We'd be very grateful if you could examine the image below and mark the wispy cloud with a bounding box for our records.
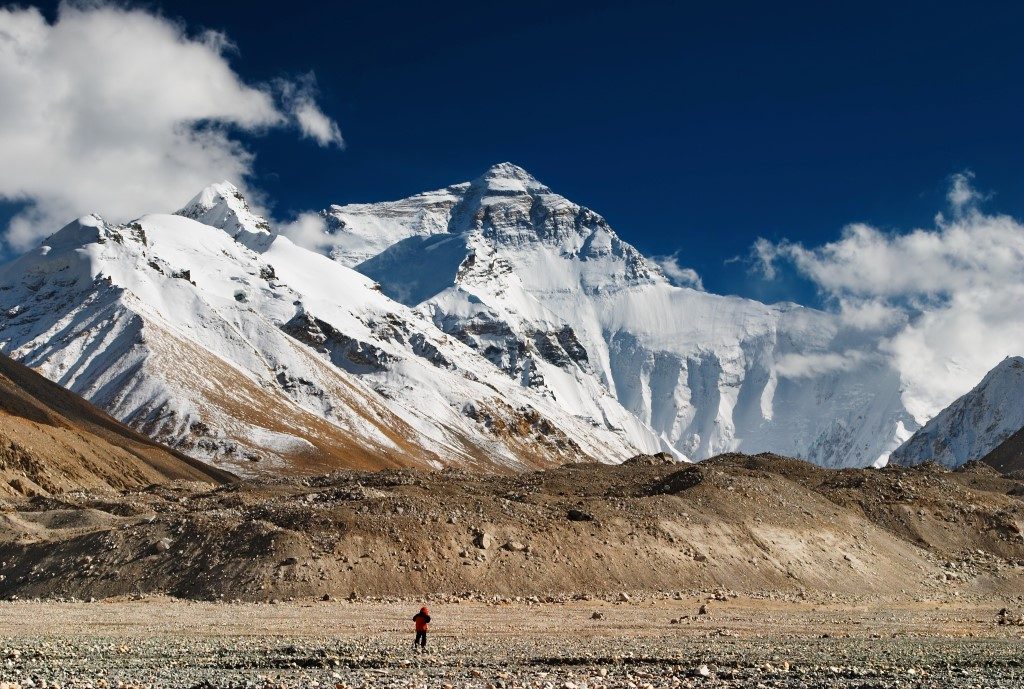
[651,253,704,290]
[277,74,344,147]
[946,171,985,216]
[279,211,330,251]
[775,350,869,379]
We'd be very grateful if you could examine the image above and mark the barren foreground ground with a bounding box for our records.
[1,596,1023,688]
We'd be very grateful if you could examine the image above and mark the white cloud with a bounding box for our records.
[882,284,1024,419]
[775,350,868,379]
[751,236,786,280]
[652,253,704,290]
[946,171,983,215]
[836,298,906,331]
[279,211,330,251]
[755,174,1024,420]
[278,76,344,147]
[293,101,343,146]
[0,3,342,250]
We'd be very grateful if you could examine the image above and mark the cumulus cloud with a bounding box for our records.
[754,173,1024,420]
[652,253,704,290]
[0,3,342,250]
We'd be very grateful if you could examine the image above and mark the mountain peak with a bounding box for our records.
[179,181,244,213]
[484,162,533,178]
[176,181,271,238]
[969,355,1024,397]
[41,214,109,251]
[992,355,1024,372]
[472,163,549,193]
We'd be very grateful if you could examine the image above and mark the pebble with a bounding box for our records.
[0,625,1010,689]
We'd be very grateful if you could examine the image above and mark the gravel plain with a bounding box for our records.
[0,596,1021,688]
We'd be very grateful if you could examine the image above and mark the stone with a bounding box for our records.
[566,509,594,522]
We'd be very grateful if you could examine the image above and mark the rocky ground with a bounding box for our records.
[0,597,1022,688]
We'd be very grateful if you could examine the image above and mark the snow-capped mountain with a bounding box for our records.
[890,356,1024,468]
[0,164,925,473]
[309,163,919,467]
[0,189,664,476]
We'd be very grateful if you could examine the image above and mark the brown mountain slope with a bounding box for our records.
[0,452,1021,601]
[0,352,233,495]
[982,425,1024,474]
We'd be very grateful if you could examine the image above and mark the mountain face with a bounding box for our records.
[0,195,660,476]
[0,350,230,495]
[0,164,922,473]
[312,163,918,467]
[891,356,1024,468]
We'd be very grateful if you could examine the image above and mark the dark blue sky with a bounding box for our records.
[12,0,1024,303]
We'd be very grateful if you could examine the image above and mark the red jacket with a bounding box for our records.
[413,608,431,632]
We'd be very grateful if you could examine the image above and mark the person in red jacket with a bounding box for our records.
[412,606,431,651]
